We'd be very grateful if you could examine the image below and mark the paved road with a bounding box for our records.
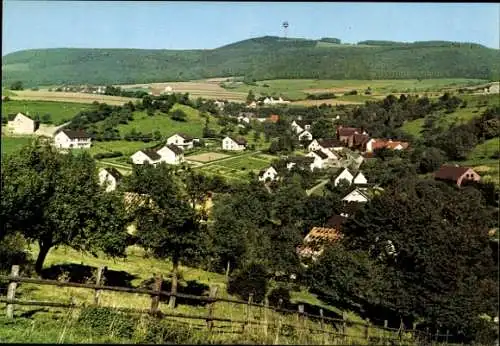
[306,179,329,196]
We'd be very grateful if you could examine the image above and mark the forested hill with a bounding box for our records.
[3,36,499,86]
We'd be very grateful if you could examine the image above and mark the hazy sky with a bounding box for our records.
[3,1,499,54]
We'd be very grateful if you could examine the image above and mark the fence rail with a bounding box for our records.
[0,265,446,344]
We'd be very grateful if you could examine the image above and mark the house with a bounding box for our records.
[353,172,368,185]
[7,113,38,135]
[98,167,123,192]
[342,187,371,204]
[365,138,409,153]
[258,166,279,182]
[54,129,92,149]
[353,133,371,151]
[286,156,315,171]
[237,115,251,124]
[307,150,329,171]
[337,126,368,147]
[131,143,184,165]
[131,149,162,165]
[291,120,311,134]
[333,168,354,186]
[298,130,313,142]
[156,144,185,165]
[434,165,481,187]
[248,101,257,108]
[308,138,344,152]
[297,217,345,260]
[214,100,225,109]
[222,136,247,151]
[166,133,195,150]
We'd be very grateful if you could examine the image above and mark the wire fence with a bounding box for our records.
[0,266,459,345]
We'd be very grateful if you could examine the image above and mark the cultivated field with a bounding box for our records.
[2,100,93,125]
[118,80,247,102]
[9,90,136,105]
[185,152,230,162]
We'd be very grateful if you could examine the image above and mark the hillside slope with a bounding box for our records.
[3,36,499,86]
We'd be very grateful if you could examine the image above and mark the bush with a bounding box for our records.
[140,318,194,344]
[78,306,137,339]
[344,90,358,96]
[93,151,123,159]
[0,233,31,274]
[490,150,500,159]
[267,286,291,308]
[170,109,187,122]
[227,262,269,303]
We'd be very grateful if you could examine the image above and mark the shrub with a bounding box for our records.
[344,90,358,96]
[490,150,500,159]
[78,306,137,338]
[0,233,31,274]
[3,96,10,102]
[140,318,194,344]
[93,151,123,159]
[227,262,269,303]
[170,109,187,122]
[267,286,291,308]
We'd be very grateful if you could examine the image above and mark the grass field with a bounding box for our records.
[222,78,488,102]
[0,243,407,344]
[88,140,162,156]
[116,104,217,139]
[9,90,136,105]
[2,100,93,125]
[185,152,230,162]
[0,136,34,156]
[196,152,274,181]
[459,137,500,185]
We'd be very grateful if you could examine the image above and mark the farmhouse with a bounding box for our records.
[156,144,185,165]
[342,187,371,204]
[98,167,123,192]
[258,166,279,182]
[54,129,91,149]
[434,165,481,187]
[222,136,247,151]
[298,130,313,142]
[131,149,162,165]
[7,113,39,135]
[307,150,329,170]
[166,133,196,150]
[353,172,368,185]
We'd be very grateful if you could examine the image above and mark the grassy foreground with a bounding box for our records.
[0,245,412,344]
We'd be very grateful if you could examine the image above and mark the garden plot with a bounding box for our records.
[186,152,230,163]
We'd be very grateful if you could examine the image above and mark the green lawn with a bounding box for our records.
[455,137,500,185]
[87,140,162,156]
[1,100,93,125]
[1,136,34,156]
[401,118,425,138]
[116,104,218,138]
[223,78,487,101]
[217,155,271,171]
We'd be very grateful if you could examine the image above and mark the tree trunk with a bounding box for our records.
[35,241,52,274]
[168,257,179,309]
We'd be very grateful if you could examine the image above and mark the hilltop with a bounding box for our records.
[2,36,499,87]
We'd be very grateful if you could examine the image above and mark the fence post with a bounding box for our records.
[384,320,388,345]
[263,297,269,337]
[93,266,105,306]
[242,293,253,333]
[445,329,450,344]
[6,265,20,318]
[149,274,162,316]
[364,318,370,340]
[319,308,326,345]
[206,285,218,331]
[273,298,283,345]
[297,304,305,343]
[342,311,348,344]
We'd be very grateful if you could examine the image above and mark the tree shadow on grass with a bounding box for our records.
[139,277,209,307]
[41,263,137,288]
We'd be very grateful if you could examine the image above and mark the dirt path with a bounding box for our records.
[306,179,329,196]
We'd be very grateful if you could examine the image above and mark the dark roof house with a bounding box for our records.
[61,129,90,139]
[166,144,184,155]
[230,136,248,145]
[313,150,329,160]
[318,138,344,148]
[103,167,123,182]
[142,149,162,161]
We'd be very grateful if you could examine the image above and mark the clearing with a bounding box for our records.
[116,104,218,138]
[2,99,93,125]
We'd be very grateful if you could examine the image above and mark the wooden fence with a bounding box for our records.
[0,265,454,344]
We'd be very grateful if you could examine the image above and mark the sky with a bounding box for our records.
[2,1,499,55]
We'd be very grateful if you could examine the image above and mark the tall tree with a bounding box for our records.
[1,142,128,273]
[125,163,205,308]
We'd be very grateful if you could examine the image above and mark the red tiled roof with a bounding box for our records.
[305,227,343,243]
[434,165,473,182]
[268,114,280,123]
